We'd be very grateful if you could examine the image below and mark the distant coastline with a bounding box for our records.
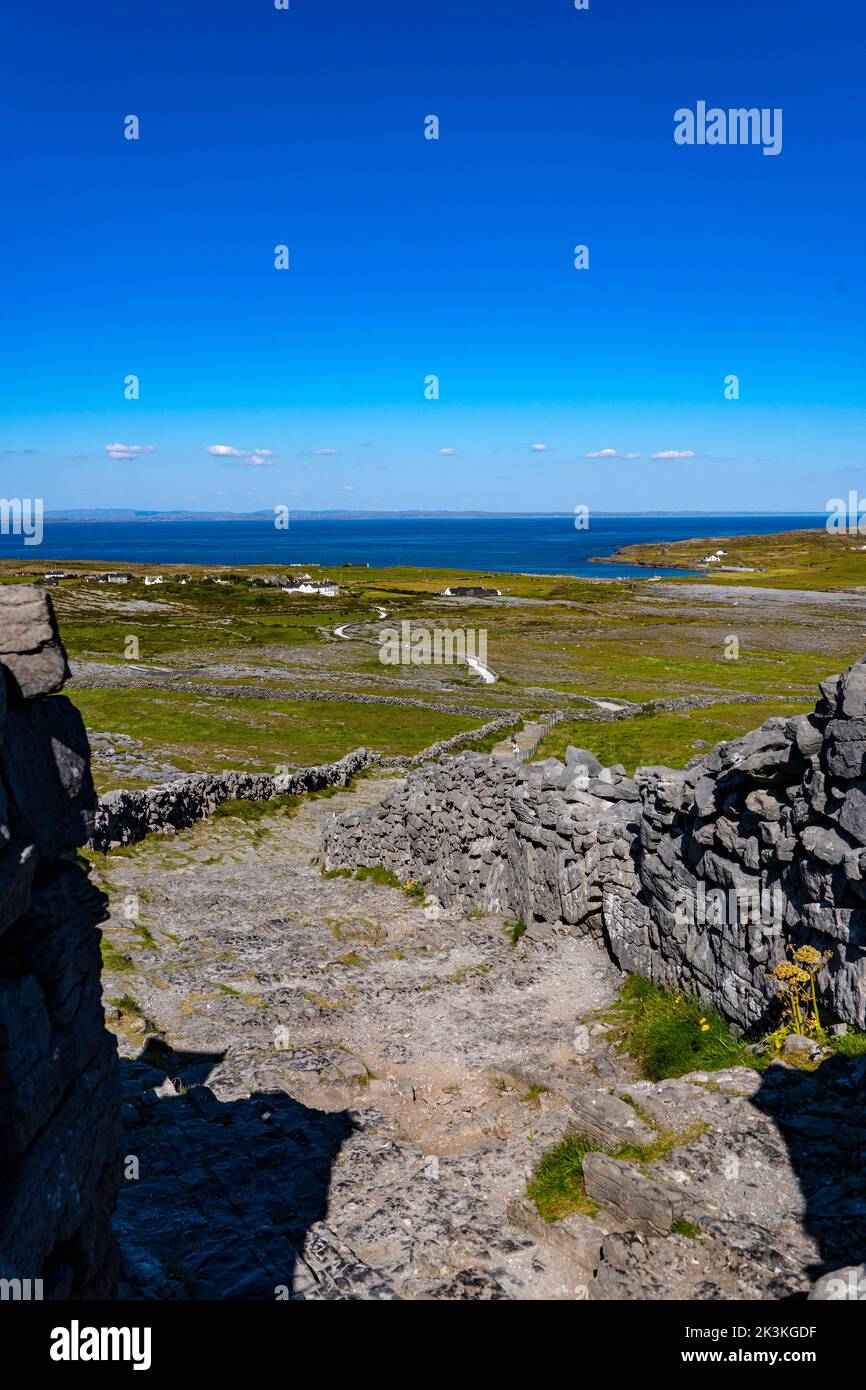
[42,508,827,523]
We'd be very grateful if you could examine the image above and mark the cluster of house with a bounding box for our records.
[42,570,135,586]
[257,573,340,596]
[700,549,728,565]
[40,569,340,595]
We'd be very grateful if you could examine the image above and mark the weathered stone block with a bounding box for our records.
[0,587,70,700]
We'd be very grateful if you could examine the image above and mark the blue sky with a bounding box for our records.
[1,0,864,513]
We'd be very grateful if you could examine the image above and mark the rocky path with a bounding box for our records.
[491,720,546,759]
[102,778,628,1299]
[94,780,866,1301]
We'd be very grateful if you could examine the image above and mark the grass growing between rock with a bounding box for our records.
[327,863,428,900]
[526,1132,600,1221]
[504,917,526,946]
[827,1029,866,1058]
[605,975,761,1080]
[100,939,138,975]
[212,793,303,822]
[527,1115,709,1223]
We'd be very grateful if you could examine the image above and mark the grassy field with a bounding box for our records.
[597,526,866,591]
[540,699,814,773]
[5,529,862,788]
[74,687,483,786]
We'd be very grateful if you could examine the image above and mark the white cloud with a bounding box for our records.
[105,442,155,461]
[652,449,697,460]
[584,448,642,460]
[438,447,457,456]
[344,484,355,491]
[207,444,275,467]
[313,448,339,456]
[530,443,548,452]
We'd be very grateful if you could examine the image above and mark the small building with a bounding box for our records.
[143,575,164,586]
[442,585,501,597]
[105,572,129,584]
[297,579,339,597]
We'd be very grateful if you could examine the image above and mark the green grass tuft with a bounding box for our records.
[526,1132,601,1221]
[671,1218,702,1238]
[605,975,761,1081]
[505,917,527,946]
[826,1029,866,1058]
[100,939,137,975]
[212,794,301,822]
[353,864,402,888]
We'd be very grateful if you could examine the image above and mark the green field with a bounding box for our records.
[597,526,866,591]
[542,699,814,774]
[74,687,483,787]
[5,530,860,789]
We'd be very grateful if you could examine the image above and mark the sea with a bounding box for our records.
[1,514,827,579]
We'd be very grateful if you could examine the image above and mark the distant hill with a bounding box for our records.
[42,509,816,522]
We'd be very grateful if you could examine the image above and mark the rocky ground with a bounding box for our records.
[95,778,866,1301]
[88,731,188,787]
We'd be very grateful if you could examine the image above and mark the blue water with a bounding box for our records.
[1,515,826,578]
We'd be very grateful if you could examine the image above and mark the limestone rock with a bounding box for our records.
[0,586,70,699]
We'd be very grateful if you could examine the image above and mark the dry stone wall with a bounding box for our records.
[89,715,516,852]
[0,587,121,1299]
[323,658,866,1033]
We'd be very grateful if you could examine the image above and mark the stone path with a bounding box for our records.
[491,720,546,760]
[93,779,866,1301]
[100,778,623,1299]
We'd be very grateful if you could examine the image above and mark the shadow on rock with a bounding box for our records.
[752,1053,866,1285]
[114,1047,356,1300]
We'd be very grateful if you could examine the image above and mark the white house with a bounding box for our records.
[143,575,164,587]
[297,580,340,597]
